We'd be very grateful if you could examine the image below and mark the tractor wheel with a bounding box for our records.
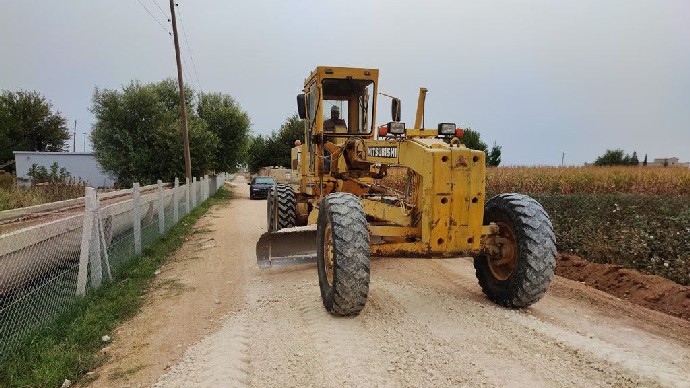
[266,186,277,232]
[474,193,556,308]
[316,193,370,316]
[267,184,296,232]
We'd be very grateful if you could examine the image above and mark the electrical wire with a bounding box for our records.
[135,0,171,36]
[150,0,168,19]
[136,0,199,96]
[177,5,203,93]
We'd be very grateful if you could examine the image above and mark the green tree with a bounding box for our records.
[594,149,639,166]
[461,128,488,153]
[461,127,501,166]
[90,79,220,187]
[487,142,502,167]
[246,114,304,173]
[246,135,271,173]
[629,151,639,166]
[274,114,304,166]
[643,153,648,166]
[197,92,251,172]
[0,90,70,171]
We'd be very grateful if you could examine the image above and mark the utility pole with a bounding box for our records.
[169,0,192,180]
[83,132,87,152]
[73,120,77,152]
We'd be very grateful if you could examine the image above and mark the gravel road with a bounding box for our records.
[87,176,690,388]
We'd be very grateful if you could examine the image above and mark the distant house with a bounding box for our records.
[13,151,116,188]
[650,157,689,167]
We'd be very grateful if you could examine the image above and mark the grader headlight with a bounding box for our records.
[437,122,457,136]
[387,121,406,136]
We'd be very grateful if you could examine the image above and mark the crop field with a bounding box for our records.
[487,166,690,196]
[382,166,690,286]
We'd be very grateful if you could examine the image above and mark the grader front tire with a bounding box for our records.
[474,193,556,308]
[316,193,370,316]
[266,184,296,232]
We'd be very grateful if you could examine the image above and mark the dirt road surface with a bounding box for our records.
[86,176,690,387]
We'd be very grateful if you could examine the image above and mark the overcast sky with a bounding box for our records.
[2,0,688,165]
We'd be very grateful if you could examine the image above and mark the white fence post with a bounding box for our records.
[185,177,190,214]
[173,177,179,223]
[133,182,142,255]
[203,175,208,200]
[157,179,165,235]
[76,187,97,296]
[192,177,198,208]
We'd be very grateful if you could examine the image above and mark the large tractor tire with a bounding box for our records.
[474,193,556,308]
[266,184,296,232]
[316,193,370,316]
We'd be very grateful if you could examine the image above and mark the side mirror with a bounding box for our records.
[297,94,306,119]
[391,98,401,122]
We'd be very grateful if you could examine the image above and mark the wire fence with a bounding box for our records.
[0,174,230,359]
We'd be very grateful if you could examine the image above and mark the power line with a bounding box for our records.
[150,0,168,20]
[136,0,171,36]
[135,0,199,94]
[175,3,202,91]
[175,3,203,92]
[180,54,196,93]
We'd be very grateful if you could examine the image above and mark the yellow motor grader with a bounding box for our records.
[257,66,556,316]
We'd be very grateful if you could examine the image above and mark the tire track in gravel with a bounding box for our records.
[372,256,688,387]
[433,258,690,387]
[296,289,394,388]
[359,285,487,387]
[153,313,252,387]
[243,270,326,388]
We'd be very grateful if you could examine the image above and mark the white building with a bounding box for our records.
[13,151,116,188]
[650,157,689,167]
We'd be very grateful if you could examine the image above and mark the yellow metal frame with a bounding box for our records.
[294,66,490,258]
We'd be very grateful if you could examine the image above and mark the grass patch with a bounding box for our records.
[0,187,234,388]
[0,183,85,211]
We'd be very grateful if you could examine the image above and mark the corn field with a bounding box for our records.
[487,166,690,196]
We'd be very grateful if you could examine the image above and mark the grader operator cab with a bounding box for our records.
[256,66,556,316]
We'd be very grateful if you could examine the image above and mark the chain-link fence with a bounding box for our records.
[0,174,229,358]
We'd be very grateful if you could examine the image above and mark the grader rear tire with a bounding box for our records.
[266,184,296,232]
[474,193,556,308]
[316,193,370,316]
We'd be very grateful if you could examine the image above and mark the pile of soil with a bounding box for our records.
[556,254,690,321]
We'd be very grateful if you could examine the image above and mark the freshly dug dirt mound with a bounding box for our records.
[557,254,690,320]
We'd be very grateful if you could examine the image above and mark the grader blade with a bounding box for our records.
[256,227,317,268]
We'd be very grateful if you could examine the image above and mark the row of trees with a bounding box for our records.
[246,114,303,173]
[2,83,502,186]
[90,79,250,186]
[1,82,251,187]
[594,149,647,166]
